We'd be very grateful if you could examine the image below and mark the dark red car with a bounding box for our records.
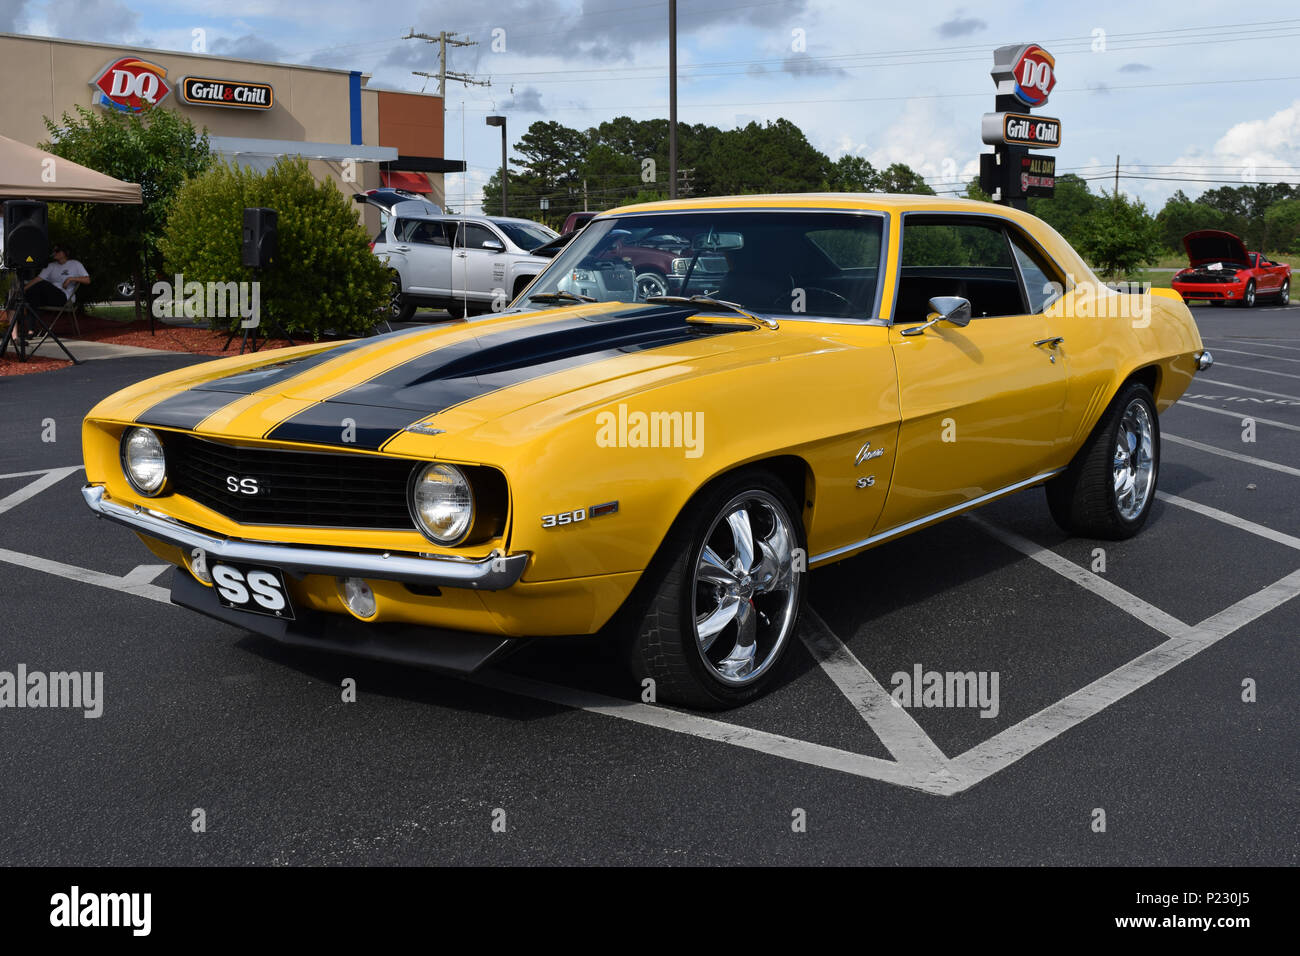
[1172,230,1290,308]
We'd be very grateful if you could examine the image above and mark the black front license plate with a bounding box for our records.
[211,562,296,620]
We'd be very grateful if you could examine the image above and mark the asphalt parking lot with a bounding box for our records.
[0,302,1296,866]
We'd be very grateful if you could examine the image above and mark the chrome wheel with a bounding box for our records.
[692,490,800,685]
[1242,281,1256,308]
[1280,280,1290,306]
[1113,399,1156,521]
[389,277,404,318]
[635,272,668,300]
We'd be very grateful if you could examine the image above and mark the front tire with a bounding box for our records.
[1277,279,1290,305]
[625,471,806,709]
[1046,381,1160,540]
[1238,280,1256,308]
[635,271,669,301]
[389,275,415,322]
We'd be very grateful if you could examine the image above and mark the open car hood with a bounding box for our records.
[1183,230,1251,268]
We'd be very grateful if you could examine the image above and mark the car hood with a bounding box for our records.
[126,303,827,453]
[1183,230,1251,268]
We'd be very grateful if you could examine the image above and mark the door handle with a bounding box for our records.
[1033,336,1065,349]
[456,252,467,258]
[394,245,410,252]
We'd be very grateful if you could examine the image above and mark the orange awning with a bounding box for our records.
[381,170,432,193]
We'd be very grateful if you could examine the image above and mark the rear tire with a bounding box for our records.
[624,470,806,709]
[1277,279,1290,305]
[1046,381,1160,540]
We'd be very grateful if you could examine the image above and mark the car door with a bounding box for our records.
[452,222,508,305]
[875,214,1069,532]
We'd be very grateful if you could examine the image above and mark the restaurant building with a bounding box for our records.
[0,33,465,230]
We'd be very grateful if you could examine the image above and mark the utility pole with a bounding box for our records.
[406,29,489,97]
[668,0,678,199]
[1114,155,1120,199]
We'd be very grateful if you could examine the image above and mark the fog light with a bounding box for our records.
[337,576,377,620]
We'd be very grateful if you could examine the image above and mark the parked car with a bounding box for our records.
[81,194,1210,709]
[1171,229,1290,307]
[562,211,598,233]
[373,212,556,319]
[354,188,442,217]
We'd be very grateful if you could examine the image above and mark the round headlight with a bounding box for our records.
[121,427,167,496]
[409,463,474,545]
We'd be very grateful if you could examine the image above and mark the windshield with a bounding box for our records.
[518,211,886,319]
[497,221,558,252]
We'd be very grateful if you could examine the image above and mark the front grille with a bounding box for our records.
[165,433,418,530]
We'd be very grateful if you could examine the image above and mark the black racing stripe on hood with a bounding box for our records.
[134,326,428,431]
[266,309,748,451]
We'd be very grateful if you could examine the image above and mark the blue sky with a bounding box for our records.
[5,0,1300,213]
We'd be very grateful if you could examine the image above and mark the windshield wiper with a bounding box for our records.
[643,295,779,330]
[528,291,597,304]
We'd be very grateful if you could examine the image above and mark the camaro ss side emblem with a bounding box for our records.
[855,441,885,465]
[226,476,260,495]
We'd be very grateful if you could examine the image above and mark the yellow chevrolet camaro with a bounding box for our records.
[82,194,1211,708]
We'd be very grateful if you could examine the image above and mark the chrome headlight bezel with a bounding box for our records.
[407,462,475,546]
[120,426,167,497]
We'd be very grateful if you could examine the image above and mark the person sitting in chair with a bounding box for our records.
[4,246,88,346]
[25,245,89,309]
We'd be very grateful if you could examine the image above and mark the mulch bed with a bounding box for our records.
[0,310,348,374]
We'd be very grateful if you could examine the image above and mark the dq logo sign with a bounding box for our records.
[1010,45,1055,108]
[91,57,171,112]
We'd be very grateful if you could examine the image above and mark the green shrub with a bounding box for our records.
[159,157,388,339]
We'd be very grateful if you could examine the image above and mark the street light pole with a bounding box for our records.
[486,115,508,217]
[668,0,677,199]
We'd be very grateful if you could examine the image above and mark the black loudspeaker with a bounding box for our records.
[241,207,277,268]
[3,200,49,269]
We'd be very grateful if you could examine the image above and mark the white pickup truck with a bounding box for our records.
[370,203,556,320]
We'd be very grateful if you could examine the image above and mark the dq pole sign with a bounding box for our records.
[979,43,1060,209]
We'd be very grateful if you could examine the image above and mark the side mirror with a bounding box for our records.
[900,295,973,336]
[481,238,505,252]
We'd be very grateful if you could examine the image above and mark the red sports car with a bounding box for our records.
[1172,230,1290,307]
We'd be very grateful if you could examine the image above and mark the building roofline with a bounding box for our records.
[0,31,373,82]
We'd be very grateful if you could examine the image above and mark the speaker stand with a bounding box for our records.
[1,275,79,365]
[221,267,294,355]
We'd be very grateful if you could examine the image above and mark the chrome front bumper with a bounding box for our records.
[81,484,529,590]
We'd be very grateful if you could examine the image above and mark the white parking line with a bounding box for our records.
[1158,491,1300,551]
[948,567,1300,789]
[1204,347,1300,365]
[1176,401,1300,433]
[1164,433,1300,477]
[1205,337,1300,353]
[0,465,83,516]
[1198,379,1300,402]
[473,670,961,794]
[2,454,1294,797]
[1215,361,1300,382]
[966,516,1191,640]
[801,607,952,768]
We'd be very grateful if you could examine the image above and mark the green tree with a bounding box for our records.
[1264,198,1300,254]
[1155,191,1230,252]
[873,162,934,195]
[1074,192,1163,279]
[1027,174,1098,247]
[825,155,878,192]
[159,158,388,339]
[40,104,211,316]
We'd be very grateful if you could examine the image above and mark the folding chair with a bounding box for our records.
[45,295,80,336]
